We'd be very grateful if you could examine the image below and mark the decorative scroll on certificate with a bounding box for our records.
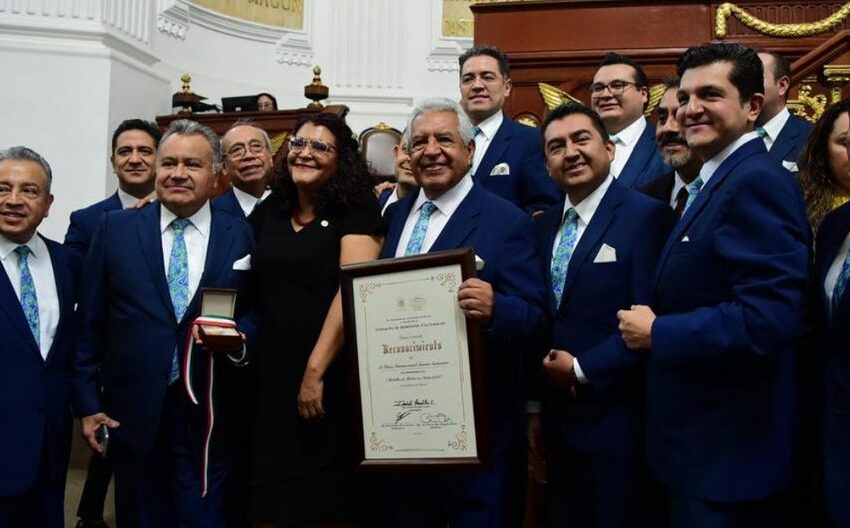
[341,248,489,469]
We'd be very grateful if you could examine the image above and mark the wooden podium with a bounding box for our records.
[472,1,850,126]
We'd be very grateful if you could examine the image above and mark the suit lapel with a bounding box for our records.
[137,204,175,317]
[44,238,72,364]
[186,211,236,321]
[769,119,801,163]
[617,120,654,189]
[558,183,621,310]
[0,259,40,356]
[474,120,510,183]
[384,196,416,258]
[429,185,483,252]
[653,138,761,290]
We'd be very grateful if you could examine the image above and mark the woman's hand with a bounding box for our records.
[298,371,325,421]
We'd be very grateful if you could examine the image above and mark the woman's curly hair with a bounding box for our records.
[798,99,850,233]
[269,113,374,214]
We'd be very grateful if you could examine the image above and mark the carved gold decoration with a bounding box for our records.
[715,2,850,39]
[180,73,193,94]
[270,132,289,157]
[823,64,850,104]
[304,65,329,109]
[191,0,304,29]
[538,83,583,110]
[374,122,391,131]
[516,116,539,128]
[645,83,667,117]
[787,82,827,124]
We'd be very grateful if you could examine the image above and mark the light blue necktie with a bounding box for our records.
[756,126,768,139]
[551,208,580,307]
[833,247,850,316]
[167,218,191,383]
[15,246,39,347]
[405,201,437,256]
[472,126,482,138]
[682,176,705,214]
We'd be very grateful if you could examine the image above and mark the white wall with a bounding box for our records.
[0,0,471,239]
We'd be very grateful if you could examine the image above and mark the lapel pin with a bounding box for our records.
[321,220,329,227]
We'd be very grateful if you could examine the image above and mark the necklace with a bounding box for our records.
[292,209,314,227]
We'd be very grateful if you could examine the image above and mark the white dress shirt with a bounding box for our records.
[160,202,211,306]
[232,186,271,217]
[551,175,613,384]
[697,131,760,188]
[471,111,504,176]
[669,171,689,209]
[760,107,790,152]
[395,175,474,257]
[0,233,60,359]
[609,116,647,179]
[825,230,850,317]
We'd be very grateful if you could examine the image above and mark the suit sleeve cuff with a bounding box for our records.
[573,357,588,384]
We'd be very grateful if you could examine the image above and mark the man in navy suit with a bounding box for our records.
[756,50,812,172]
[618,43,810,527]
[0,147,75,528]
[814,201,850,526]
[641,77,702,216]
[214,120,272,218]
[458,45,561,214]
[529,104,673,527]
[591,53,668,190]
[65,119,161,269]
[379,98,547,527]
[73,120,255,528]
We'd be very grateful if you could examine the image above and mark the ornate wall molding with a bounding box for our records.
[714,2,850,39]
[330,0,402,90]
[427,0,471,73]
[157,0,189,40]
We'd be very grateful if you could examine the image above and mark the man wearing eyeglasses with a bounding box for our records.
[590,53,667,190]
[215,120,273,218]
[459,45,561,215]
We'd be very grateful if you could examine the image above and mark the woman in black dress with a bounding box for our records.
[249,114,383,528]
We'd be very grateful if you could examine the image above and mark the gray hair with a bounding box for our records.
[160,119,223,173]
[226,118,273,153]
[0,146,53,191]
[406,98,474,151]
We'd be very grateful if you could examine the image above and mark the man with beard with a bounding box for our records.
[641,77,703,217]
[215,120,273,218]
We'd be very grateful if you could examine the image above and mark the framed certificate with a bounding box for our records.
[340,248,489,469]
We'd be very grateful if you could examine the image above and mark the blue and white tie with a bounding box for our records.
[15,246,39,347]
[682,176,705,214]
[167,218,191,383]
[551,208,579,307]
[404,201,437,256]
[833,247,850,316]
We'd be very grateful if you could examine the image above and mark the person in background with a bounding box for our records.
[215,119,273,219]
[0,147,76,528]
[248,113,383,528]
[798,99,850,234]
[376,129,419,215]
[257,93,278,112]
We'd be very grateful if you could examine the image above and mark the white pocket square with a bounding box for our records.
[490,162,510,176]
[681,235,690,242]
[593,243,617,263]
[475,254,486,271]
[232,254,252,271]
[781,160,799,172]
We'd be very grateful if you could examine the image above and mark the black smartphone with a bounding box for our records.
[95,423,109,459]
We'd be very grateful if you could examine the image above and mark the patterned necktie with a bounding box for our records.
[15,246,39,347]
[472,126,482,138]
[682,176,705,214]
[405,201,437,256]
[674,186,690,218]
[756,126,768,139]
[167,218,191,383]
[833,247,850,315]
[551,208,580,307]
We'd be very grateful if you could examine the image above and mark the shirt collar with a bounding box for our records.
[117,188,154,209]
[474,111,504,141]
[232,186,270,216]
[612,116,647,146]
[562,175,613,226]
[698,131,760,187]
[761,107,790,142]
[412,173,474,219]
[0,232,46,261]
[160,201,212,239]
[672,171,688,199]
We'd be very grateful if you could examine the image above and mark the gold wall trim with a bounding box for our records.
[715,2,850,39]
[191,0,304,29]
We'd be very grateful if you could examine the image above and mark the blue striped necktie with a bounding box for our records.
[405,201,437,256]
[833,247,850,315]
[683,176,705,214]
[551,208,580,307]
[167,218,191,383]
[15,246,39,347]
